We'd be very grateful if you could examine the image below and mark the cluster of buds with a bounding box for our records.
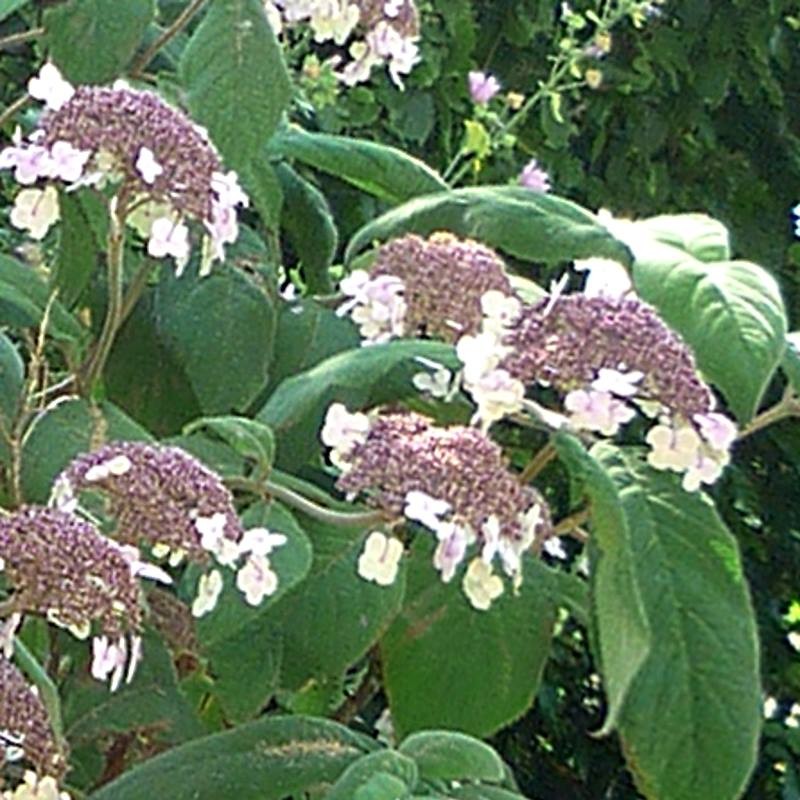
[458,289,737,492]
[338,232,514,345]
[0,63,247,275]
[321,404,551,609]
[267,0,420,87]
[0,659,66,782]
[0,506,165,691]
[54,442,287,618]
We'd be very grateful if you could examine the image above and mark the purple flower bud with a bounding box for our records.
[0,506,144,640]
[0,657,67,779]
[468,71,501,104]
[519,159,551,193]
[57,442,243,565]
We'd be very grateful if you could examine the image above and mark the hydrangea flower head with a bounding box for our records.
[326,408,552,594]
[340,232,515,344]
[0,658,67,780]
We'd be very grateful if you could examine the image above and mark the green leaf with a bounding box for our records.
[326,750,419,800]
[53,191,103,308]
[258,339,458,470]
[20,397,152,503]
[399,731,505,783]
[554,434,650,736]
[265,299,361,393]
[180,0,291,172]
[0,0,30,24]
[265,514,405,689]
[781,331,800,393]
[0,333,24,435]
[448,787,532,800]
[0,254,84,343]
[63,631,202,748]
[242,152,284,230]
[593,444,761,800]
[195,503,313,721]
[276,162,338,294]
[633,213,731,262]
[87,715,375,800]
[270,125,448,205]
[381,540,555,738]
[183,415,275,475]
[43,0,155,84]
[632,247,787,421]
[344,186,631,267]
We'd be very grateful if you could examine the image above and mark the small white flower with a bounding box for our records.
[467,368,525,426]
[310,0,360,45]
[542,536,568,559]
[239,527,288,557]
[763,695,778,719]
[0,142,51,185]
[44,140,91,183]
[135,147,164,184]
[84,454,132,482]
[787,631,800,652]
[236,554,279,605]
[27,62,75,111]
[682,449,728,493]
[49,475,76,513]
[432,521,470,583]
[10,186,60,240]
[0,613,21,659]
[357,531,404,586]
[645,423,702,471]
[263,1,284,34]
[462,557,504,611]
[404,490,451,531]
[564,388,635,435]
[456,331,505,384]
[210,170,249,209]
[147,216,190,267]
[480,290,521,334]
[693,411,737,452]
[192,569,224,617]
[321,402,371,469]
[591,368,644,398]
[91,635,131,692]
[4,770,72,800]
[573,257,632,299]
[412,366,454,399]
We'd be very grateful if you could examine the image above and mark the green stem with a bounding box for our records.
[129,0,209,77]
[0,94,29,129]
[226,476,387,527]
[519,441,557,484]
[14,637,65,747]
[78,194,128,395]
[0,26,44,50]
[737,390,800,440]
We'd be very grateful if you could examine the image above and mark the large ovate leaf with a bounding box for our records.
[0,254,84,343]
[264,514,406,690]
[180,0,291,172]
[194,503,313,721]
[381,540,556,738]
[270,125,448,204]
[276,162,338,293]
[20,397,152,503]
[88,715,375,799]
[594,444,761,800]
[631,242,786,421]
[326,750,419,800]
[633,213,731,262]
[554,434,650,735]
[44,0,155,84]
[0,333,24,466]
[183,415,275,476]
[398,731,505,783]
[781,331,800,393]
[344,186,632,267]
[0,0,30,24]
[258,339,458,470]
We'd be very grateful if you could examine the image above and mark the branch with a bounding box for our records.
[129,0,209,78]
[0,26,44,50]
[0,94,30,129]
[737,390,800,440]
[519,441,557,484]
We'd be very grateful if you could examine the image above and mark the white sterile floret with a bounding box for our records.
[456,331,506,384]
[236,554,279,605]
[135,146,164,184]
[310,0,360,45]
[404,490,451,531]
[239,527,288,557]
[412,366,454,399]
[357,531,404,586]
[591,367,644,398]
[432,522,471,583]
[147,216,190,265]
[462,557,504,611]
[573,256,632,299]
[0,141,51,185]
[693,411,737,451]
[542,536,568,560]
[682,449,728,493]
[27,62,75,111]
[346,274,407,344]
[91,634,140,692]
[321,402,371,469]
[49,475,77,513]
[192,569,224,617]
[211,170,249,208]
[195,513,240,566]
[788,632,800,652]
[480,290,521,334]
[46,140,91,183]
[9,186,60,240]
[84,454,132,482]
[645,423,702,471]
[3,770,72,800]
[0,613,21,659]
[467,368,525,426]
[564,388,635,435]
